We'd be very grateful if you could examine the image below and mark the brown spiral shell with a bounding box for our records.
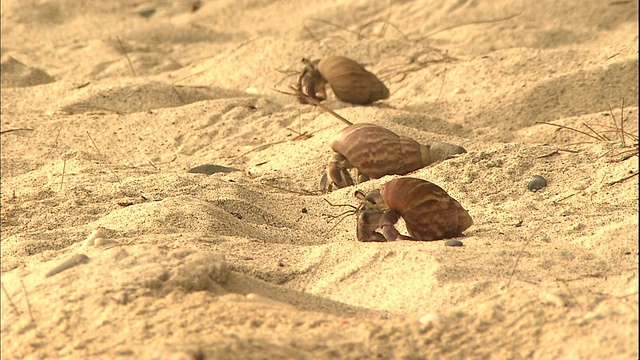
[330,124,432,179]
[317,56,389,104]
[379,177,473,240]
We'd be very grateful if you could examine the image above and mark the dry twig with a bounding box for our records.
[1,282,21,316]
[0,128,34,134]
[87,131,121,183]
[505,230,538,289]
[20,279,35,323]
[537,98,638,161]
[116,36,136,77]
[273,87,353,126]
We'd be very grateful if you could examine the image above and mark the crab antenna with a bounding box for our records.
[326,209,357,233]
[324,198,358,209]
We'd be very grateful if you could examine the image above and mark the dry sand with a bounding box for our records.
[1,0,639,359]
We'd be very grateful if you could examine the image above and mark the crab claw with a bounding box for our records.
[380,210,412,241]
[297,59,327,104]
[320,153,355,192]
[357,211,387,242]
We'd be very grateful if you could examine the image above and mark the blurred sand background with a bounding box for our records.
[1,0,638,359]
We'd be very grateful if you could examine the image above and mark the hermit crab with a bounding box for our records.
[297,56,389,104]
[354,177,473,242]
[320,123,467,192]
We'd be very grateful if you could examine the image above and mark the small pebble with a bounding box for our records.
[541,291,567,307]
[137,7,156,18]
[445,239,464,247]
[528,175,547,192]
[418,312,443,333]
[84,229,107,247]
[245,87,259,95]
[187,164,240,175]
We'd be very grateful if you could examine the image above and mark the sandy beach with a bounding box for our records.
[1,0,638,358]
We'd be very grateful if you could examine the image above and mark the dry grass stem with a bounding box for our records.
[19,279,35,323]
[505,231,537,289]
[1,282,21,316]
[60,159,66,191]
[0,128,34,134]
[86,131,121,183]
[116,36,136,77]
[276,86,353,126]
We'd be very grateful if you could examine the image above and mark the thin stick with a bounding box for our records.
[620,97,626,147]
[357,19,412,42]
[301,19,349,46]
[231,140,286,163]
[304,24,326,46]
[19,279,35,323]
[356,0,393,39]
[615,147,639,161]
[608,102,621,145]
[170,70,207,87]
[537,148,581,158]
[385,0,393,35]
[1,282,21,316]
[295,107,302,136]
[583,123,609,141]
[232,124,328,164]
[379,0,392,37]
[86,131,121,183]
[170,85,185,105]
[506,233,535,289]
[560,280,584,311]
[606,171,638,186]
[298,247,331,296]
[435,51,448,103]
[116,36,136,77]
[377,54,453,83]
[260,180,319,196]
[0,128,34,134]
[167,69,218,104]
[417,12,522,41]
[554,193,576,203]
[60,159,66,191]
[45,126,63,159]
[307,18,362,39]
[536,121,602,142]
[279,86,353,126]
[587,127,635,139]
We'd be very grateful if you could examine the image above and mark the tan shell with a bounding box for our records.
[379,177,473,240]
[330,124,432,179]
[317,56,389,104]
